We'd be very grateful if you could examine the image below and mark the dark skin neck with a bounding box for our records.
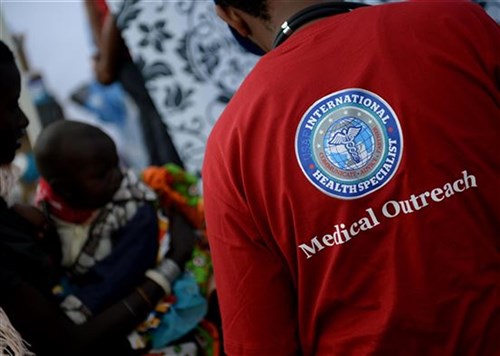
[260,0,328,51]
[217,0,330,53]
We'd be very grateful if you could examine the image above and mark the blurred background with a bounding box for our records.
[1,0,260,204]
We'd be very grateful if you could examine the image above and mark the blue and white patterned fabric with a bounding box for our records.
[106,0,258,175]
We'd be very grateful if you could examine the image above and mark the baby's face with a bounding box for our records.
[62,150,123,210]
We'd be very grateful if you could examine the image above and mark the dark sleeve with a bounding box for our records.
[3,278,165,356]
[0,218,58,294]
[2,283,81,356]
[71,204,159,313]
[0,203,165,355]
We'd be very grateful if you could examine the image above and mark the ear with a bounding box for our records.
[215,4,251,38]
[49,178,73,200]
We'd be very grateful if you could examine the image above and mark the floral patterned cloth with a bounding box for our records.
[106,0,258,175]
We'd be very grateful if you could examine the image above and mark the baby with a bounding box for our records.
[33,120,207,352]
[34,120,160,323]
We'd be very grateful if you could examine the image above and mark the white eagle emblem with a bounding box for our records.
[329,126,362,163]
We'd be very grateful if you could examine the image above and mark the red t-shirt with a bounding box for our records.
[203,1,500,355]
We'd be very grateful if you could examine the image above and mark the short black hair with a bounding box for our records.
[34,120,117,182]
[216,0,270,20]
[0,40,15,64]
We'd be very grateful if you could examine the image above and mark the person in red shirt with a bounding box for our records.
[202,0,500,355]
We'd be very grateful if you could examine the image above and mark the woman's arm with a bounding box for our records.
[2,278,164,356]
[83,0,106,46]
[93,13,127,85]
[1,208,196,355]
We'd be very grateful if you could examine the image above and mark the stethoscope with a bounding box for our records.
[272,2,370,49]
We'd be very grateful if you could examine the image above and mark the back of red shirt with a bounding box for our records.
[204,1,500,355]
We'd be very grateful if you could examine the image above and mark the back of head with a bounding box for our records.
[0,40,15,65]
[34,120,116,182]
[215,0,270,20]
[0,40,26,167]
[0,40,16,88]
[0,41,17,93]
[34,120,124,210]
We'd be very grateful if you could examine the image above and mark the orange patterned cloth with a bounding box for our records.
[142,164,206,238]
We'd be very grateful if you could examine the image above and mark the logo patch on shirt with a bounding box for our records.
[295,88,403,199]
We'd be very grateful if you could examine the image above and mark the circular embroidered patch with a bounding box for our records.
[295,88,403,199]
